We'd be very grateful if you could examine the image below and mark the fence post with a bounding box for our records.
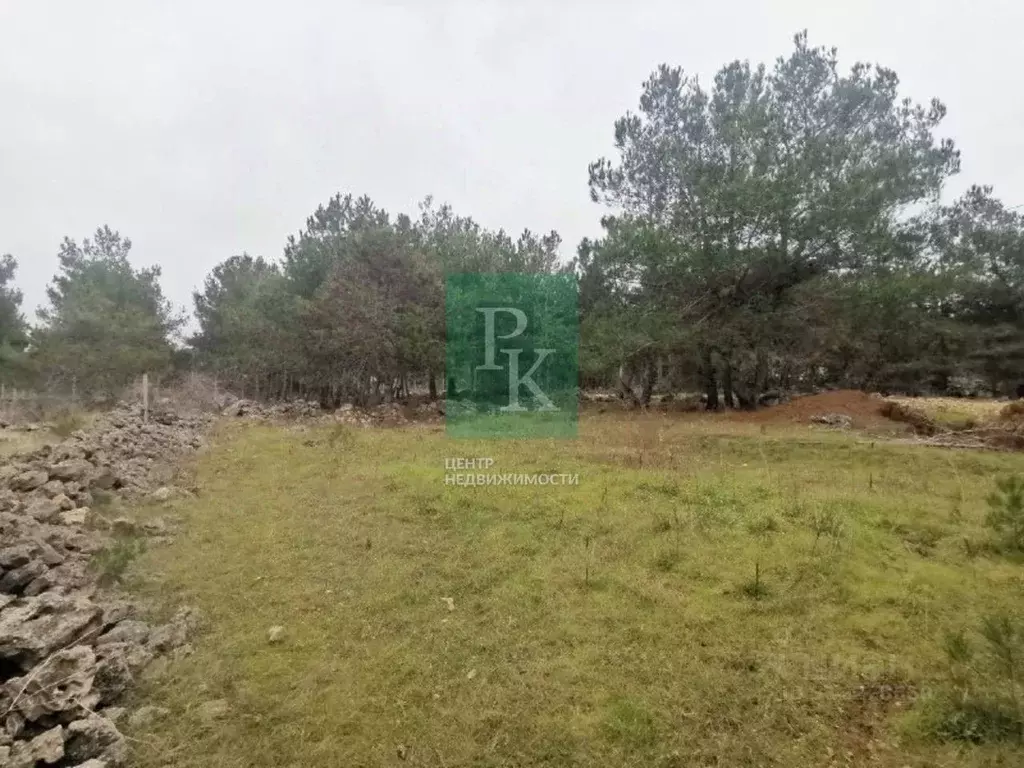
[142,373,149,423]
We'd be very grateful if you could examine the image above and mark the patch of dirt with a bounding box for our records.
[1000,400,1024,422]
[877,400,938,435]
[837,675,918,764]
[725,390,898,430]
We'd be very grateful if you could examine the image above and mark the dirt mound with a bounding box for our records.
[877,400,938,434]
[728,390,893,428]
[1000,400,1024,422]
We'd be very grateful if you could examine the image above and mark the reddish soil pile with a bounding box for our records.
[726,389,893,428]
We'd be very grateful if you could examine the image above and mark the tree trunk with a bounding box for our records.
[428,371,438,401]
[617,363,637,407]
[701,348,719,411]
[751,351,768,409]
[641,357,657,407]
[722,360,735,409]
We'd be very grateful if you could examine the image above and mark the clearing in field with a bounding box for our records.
[124,412,1024,767]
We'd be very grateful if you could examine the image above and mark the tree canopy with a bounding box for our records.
[579,31,1019,405]
[31,226,183,395]
[0,254,31,386]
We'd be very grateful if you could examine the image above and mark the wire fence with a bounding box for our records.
[0,385,83,425]
[0,374,171,424]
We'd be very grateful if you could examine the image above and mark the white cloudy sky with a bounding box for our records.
[2,1,1022,321]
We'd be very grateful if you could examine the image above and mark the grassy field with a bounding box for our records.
[0,407,94,457]
[0,429,50,457]
[123,413,1024,767]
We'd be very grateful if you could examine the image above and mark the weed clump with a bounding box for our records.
[92,537,146,585]
[917,615,1024,744]
[740,561,770,599]
[51,407,88,438]
[986,475,1024,552]
[653,551,679,573]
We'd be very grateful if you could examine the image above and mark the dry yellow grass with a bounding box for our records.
[885,397,1008,429]
[0,428,52,457]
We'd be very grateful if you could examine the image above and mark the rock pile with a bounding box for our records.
[221,398,321,419]
[809,412,854,429]
[222,397,443,426]
[0,401,213,766]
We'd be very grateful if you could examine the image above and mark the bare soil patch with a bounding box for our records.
[725,390,897,430]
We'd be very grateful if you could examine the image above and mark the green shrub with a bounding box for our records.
[92,537,146,585]
[986,475,1024,552]
[51,407,88,438]
[740,561,770,599]
[920,615,1024,744]
[653,550,679,572]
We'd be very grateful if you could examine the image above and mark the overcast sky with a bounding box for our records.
[2,1,1022,323]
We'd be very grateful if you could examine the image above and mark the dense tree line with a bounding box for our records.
[0,228,182,396]
[580,32,1022,405]
[2,33,1022,406]
[189,196,563,405]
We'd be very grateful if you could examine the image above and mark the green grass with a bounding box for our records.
[50,406,91,437]
[0,429,49,457]
[0,407,95,456]
[126,414,1024,767]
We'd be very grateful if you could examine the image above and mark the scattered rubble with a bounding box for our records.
[0,401,212,765]
[266,625,285,645]
[809,412,854,429]
[221,398,321,419]
[220,394,443,427]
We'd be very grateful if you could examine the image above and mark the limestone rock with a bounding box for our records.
[26,499,61,524]
[7,725,65,767]
[49,459,96,482]
[0,559,48,594]
[0,593,103,667]
[149,486,174,503]
[65,716,126,766]
[10,471,49,492]
[54,494,77,511]
[0,545,33,569]
[2,646,97,722]
[97,619,150,647]
[196,699,229,723]
[89,469,117,491]
[41,479,67,498]
[60,509,89,526]
[267,625,285,644]
[148,606,199,653]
